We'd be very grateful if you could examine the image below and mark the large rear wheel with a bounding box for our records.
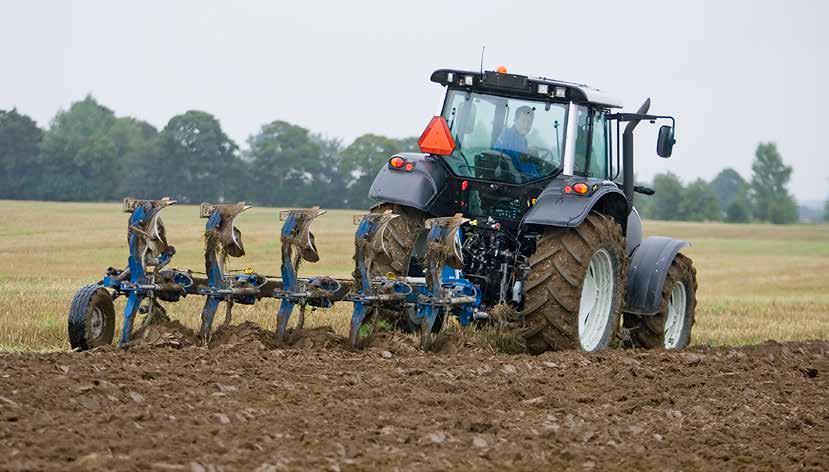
[522,213,627,354]
[623,254,697,349]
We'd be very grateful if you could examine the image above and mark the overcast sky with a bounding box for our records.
[2,1,826,202]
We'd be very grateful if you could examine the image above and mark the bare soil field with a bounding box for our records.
[1,330,826,471]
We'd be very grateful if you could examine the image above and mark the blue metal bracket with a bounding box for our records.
[116,197,177,347]
[197,202,252,341]
[274,207,338,342]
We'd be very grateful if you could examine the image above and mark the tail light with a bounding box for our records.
[388,156,415,172]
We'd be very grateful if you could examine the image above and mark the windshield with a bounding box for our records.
[441,90,567,184]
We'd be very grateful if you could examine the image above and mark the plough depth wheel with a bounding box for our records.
[68,285,116,350]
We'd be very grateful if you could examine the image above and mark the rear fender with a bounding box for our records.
[368,153,448,211]
[522,180,628,229]
[624,236,690,316]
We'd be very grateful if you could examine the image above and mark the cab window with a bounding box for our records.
[589,111,609,178]
[573,107,609,179]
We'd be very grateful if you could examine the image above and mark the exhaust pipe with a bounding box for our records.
[623,98,651,213]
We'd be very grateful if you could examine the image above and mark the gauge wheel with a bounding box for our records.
[68,285,116,350]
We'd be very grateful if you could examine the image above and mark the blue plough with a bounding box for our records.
[70,198,487,351]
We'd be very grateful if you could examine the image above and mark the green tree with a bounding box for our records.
[109,117,161,198]
[680,179,722,221]
[340,134,403,209]
[311,134,348,208]
[630,173,655,219]
[159,111,240,203]
[651,172,685,221]
[246,120,325,206]
[711,168,749,212]
[824,199,829,223]
[0,109,43,199]
[725,186,753,223]
[633,192,655,219]
[395,136,420,153]
[38,96,119,201]
[750,142,798,224]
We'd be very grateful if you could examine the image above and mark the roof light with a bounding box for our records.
[573,182,589,194]
[555,86,566,98]
[496,65,508,73]
[417,116,456,156]
[446,72,454,82]
[537,84,549,95]
[464,75,474,86]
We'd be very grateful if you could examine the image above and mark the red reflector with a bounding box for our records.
[404,162,414,172]
[461,180,469,191]
[573,183,589,194]
[389,156,406,168]
[564,186,573,193]
[418,116,456,155]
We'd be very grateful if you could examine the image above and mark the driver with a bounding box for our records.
[494,105,540,176]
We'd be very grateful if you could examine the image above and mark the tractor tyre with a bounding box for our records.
[358,202,427,332]
[523,213,627,354]
[68,285,116,351]
[623,254,697,349]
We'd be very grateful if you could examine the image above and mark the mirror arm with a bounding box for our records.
[609,113,675,131]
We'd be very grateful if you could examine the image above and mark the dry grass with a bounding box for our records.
[1,200,827,351]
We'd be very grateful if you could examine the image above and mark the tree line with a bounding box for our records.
[634,143,808,224]
[1,96,825,223]
[0,96,416,210]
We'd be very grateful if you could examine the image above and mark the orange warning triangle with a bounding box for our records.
[418,116,456,155]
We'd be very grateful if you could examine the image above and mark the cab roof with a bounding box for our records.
[430,69,623,109]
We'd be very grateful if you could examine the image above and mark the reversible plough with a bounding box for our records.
[67,198,484,351]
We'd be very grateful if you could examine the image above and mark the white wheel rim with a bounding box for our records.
[90,307,104,339]
[578,248,615,351]
[664,281,687,349]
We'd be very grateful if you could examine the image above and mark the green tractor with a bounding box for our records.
[361,67,697,352]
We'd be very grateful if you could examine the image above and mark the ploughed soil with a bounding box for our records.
[0,330,827,471]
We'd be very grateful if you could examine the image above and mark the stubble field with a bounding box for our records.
[1,200,827,351]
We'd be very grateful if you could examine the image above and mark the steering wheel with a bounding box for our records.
[477,150,522,183]
[521,147,557,174]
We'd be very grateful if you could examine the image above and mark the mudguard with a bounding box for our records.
[368,153,448,211]
[522,179,628,228]
[624,236,689,316]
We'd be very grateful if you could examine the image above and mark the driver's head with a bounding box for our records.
[514,106,534,136]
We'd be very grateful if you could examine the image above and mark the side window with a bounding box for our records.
[589,111,609,178]
[572,106,590,176]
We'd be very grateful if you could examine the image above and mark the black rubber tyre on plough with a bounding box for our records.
[68,285,116,350]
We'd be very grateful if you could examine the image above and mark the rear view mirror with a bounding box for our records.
[657,125,675,158]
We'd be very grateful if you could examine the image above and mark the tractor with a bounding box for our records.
[67,67,696,353]
[356,67,697,352]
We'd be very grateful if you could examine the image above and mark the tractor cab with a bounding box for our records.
[424,68,634,223]
[432,68,623,187]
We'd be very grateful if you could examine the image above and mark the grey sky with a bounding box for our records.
[2,0,826,202]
